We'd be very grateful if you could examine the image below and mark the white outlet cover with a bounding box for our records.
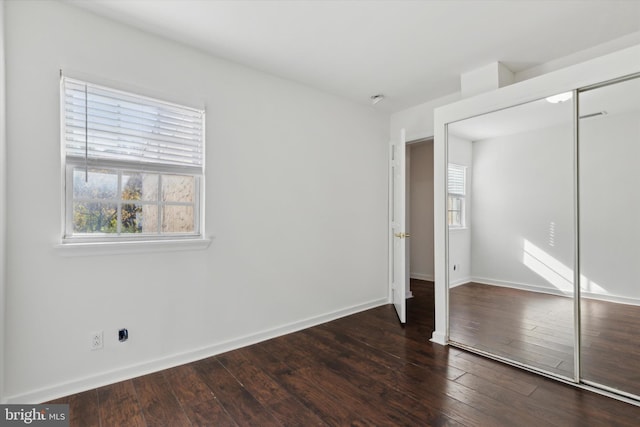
[90,331,103,350]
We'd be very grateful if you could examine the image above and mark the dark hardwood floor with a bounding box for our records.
[450,282,640,397]
[450,283,575,379]
[47,280,640,426]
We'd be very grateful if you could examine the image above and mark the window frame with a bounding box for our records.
[60,76,206,245]
[447,163,467,230]
[64,162,202,242]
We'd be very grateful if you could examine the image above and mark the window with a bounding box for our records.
[61,77,205,242]
[448,163,466,228]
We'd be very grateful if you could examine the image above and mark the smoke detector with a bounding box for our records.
[370,94,385,105]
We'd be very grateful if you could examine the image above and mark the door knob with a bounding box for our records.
[394,232,411,238]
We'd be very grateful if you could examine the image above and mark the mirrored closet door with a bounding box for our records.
[447,94,576,380]
[578,75,640,398]
[446,73,640,403]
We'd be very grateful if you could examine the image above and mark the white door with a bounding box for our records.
[389,130,408,323]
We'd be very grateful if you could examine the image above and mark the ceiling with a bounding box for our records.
[66,0,640,113]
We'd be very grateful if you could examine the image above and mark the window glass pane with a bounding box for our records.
[140,205,159,234]
[450,197,461,211]
[68,168,198,237]
[141,174,159,201]
[162,175,194,203]
[121,173,141,201]
[162,206,194,233]
[452,211,462,226]
[122,173,158,201]
[73,169,117,199]
[73,202,117,233]
[121,203,143,233]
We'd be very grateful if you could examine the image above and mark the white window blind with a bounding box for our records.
[62,77,204,174]
[448,164,466,195]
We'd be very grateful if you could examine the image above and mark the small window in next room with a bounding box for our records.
[448,163,466,229]
[60,77,205,242]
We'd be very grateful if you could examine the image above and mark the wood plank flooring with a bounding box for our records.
[450,282,640,397]
[450,283,575,379]
[47,280,640,426]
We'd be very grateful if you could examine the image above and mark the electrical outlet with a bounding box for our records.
[90,331,103,351]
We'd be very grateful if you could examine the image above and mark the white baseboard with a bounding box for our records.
[581,290,640,306]
[5,297,388,404]
[449,276,472,288]
[430,330,447,345]
[470,277,640,306]
[470,277,569,297]
[410,272,434,282]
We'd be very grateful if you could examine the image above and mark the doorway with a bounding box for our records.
[406,138,435,297]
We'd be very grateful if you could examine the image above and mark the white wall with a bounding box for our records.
[390,93,460,142]
[0,0,7,404]
[514,32,640,83]
[446,135,472,286]
[4,1,389,403]
[580,109,640,302]
[408,141,434,281]
[470,124,574,294]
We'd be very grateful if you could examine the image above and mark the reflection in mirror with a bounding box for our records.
[447,95,575,378]
[579,75,640,397]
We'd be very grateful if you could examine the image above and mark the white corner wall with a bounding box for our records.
[470,123,574,293]
[4,1,389,403]
[390,93,461,142]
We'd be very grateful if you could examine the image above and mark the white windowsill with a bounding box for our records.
[55,237,213,257]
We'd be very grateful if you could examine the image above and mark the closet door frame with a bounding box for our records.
[433,45,640,407]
